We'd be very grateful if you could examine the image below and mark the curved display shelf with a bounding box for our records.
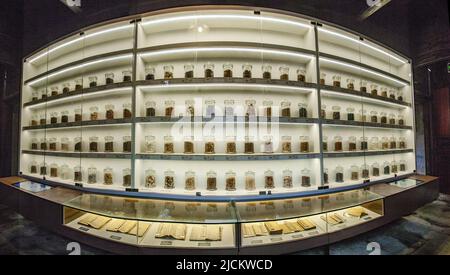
[23,118,132,131]
[22,150,132,159]
[136,153,321,161]
[136,116,319,125]
[321,119,412,130]
[323,149,414,158]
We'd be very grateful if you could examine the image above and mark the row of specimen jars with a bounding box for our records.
[320,73,405,101]
[28,162,131,186]
[144,135,313,154]
[321,106,405,125]
[144,64,307,81]
[30,136,132,153]
[144,99,310,118]
[324,161,408,183]
[29,71,133,101]
[29,104,132,126]
[323,136,407,151]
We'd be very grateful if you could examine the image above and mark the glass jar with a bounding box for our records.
[145,101,156,117]
[123,136,132,153]
[223,63,233,78]
[370,84,378,96]
[282,136,292,153]
[300,136,310,153]
[301,168,311,187]
[74,137,82,152]
[40,162,47,175]
[50,86,59,97]
[123,168,131,187]
[164,100,175,117]
[123,70,132,82]
[400,160,407,172]
[361,164,370,179]
[90,106,99,120]
[372,163,380,177]
[260,64,272,79]
[49,137,57,151]
[50,112,58,124]
[205,99,215,117]
[264,170,275,189]
[348,136,357,151]
[323,168,329,184]
[105,104,115,120]
[389,89,396,99]
[242,64,252,78]
[332,106,341,120]
[360,80,368,93]
[123,103,132,119]
[88,76,98,87]
[206,171,217,191]
[389,137,397,149]
[145,66,155,80]
[164,170,175,189]
[61,166,71,181]
[370,137,379,150]
[204,63,214,78]
[297,68,306,82]
[32,91,38,101]
[224,100,235,117]
[89,136,99,152]
[40,138,47,150]
[320,73,326,85]
[245,99,256,117]
[104,136,114,152]
[347,107,355,121]
[322,136,328,152]
[380,112,387,124]
[298,103,308,118]
[244,136,255,154]
[320,104,327,119]
[399,137,406,149]
[31,115,38,126]
[62,83,71,94]
[184,64,194,78]
[185,170,196,190]
[185,99,195,117]
[50,163,58,177]
[74,108,82,122]
[279,65,289,80]
[389,113,396,125]
[164,136,174,153]
[335,166,344,183]
[40,90,47,100]
[145,136,156,153]
[183,136,194,154]
[39,113,46,125]
[281,100,291,117]
[226,136,237,154]
[370,111,378,123]
[225,171,236,191]
[74,166,82,182]
[332,75,341,87]
[204,136,215,154]
[334,136,343,152]
[391,161,398,174]
[88,166,97,184]
[347,78,355,90]
[105,72,114,85]
[75,79,83,91]
[350,165,359,181]
[103,167,113,185]
[245,171,256,190]
[263,100,273,117]
[383,162,390,175]
[360,137,368,151]
[61,110,69,123]
[163,65,174,79]
[397,89,404,101]
[145,169,156,188]
[283,169,293,188]
[381,87,388,97]
[31,138,38,150]
[381,137,389,150]
[398,115,405,126]
[263,135,273,153]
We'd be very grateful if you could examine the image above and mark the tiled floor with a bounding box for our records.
[1,195,450,255]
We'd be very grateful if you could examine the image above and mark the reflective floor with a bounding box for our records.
[0,195,449,255]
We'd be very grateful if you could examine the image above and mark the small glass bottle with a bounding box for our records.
[123,103,132,119]
[145,101,156,117]
[389,89,396,100]
[223,63,233,78]
[245,171,256,190]
[298,103,308,118]
[347,107,355,121]
[380,112,387,124]
[297,68,306,82]
[163,65,174,79]
[75,79,83,91]
[300,136,310,153]
[62,83,71,94]
[88,166,97,184]
[370,137,379,150]
[358,109,367,122]
[399,137,407,149]
[244,136,255,154]
[122,70,132,82]
[332,106,341,120]
[381,87,388,97]
[50,112,58,124]
[348,136,357,151]
[89,136,99,152]
[90,106,99,120]
[206,171,217,191]
[372,162,380,177]
[31,115,38,126]
[164,100,175,117]
[279,65,289,80]
[32,91,38,101]
[225,171,237,191]
[50,163,58,177]
[104,136,114,152]
[164,170,175,189]
[40,162,47,175]
[264,170,275,189]
[105,72,114,85]
[164,136,174,153]
[123,168,131,187]
[334,136,343,151]
[323,168,329,184]
[182,136,194,154]
[332,75,341,87]
[61,110,69,123]
[185,99,195,117]
[88,76,98,87]
[185,170,196,190]
[301,168,311,187]
[389,137,397,149]
[226,136,237,154]
[370,111,378,123]
[347,78,355,90]
[49,137,57,151]
[391,161,398,174]
[74,108,82,122]
[105,104,115,120]
[40,90,47,100]
[335,165,344,183]
[283,169,293,188]
[31,138,38,150]
[383,162,390,175]
[50,86,59,97]
[74,166,82,182]
[400,160,407,172]
[360,137,368,151]
[242,64,252,78]
[397,89,404,101]
[261,64,272,79]
[263,135,273,153]
[145,136,156,153]
[263,100,273,117]
[320,72,326,85]
[74,137,82,152]
[204,63,214,78]
[350,165,359,181]
[184,64,194,78]
[205,99,215,117]
[381,137,389,150]
[388,113,396,125]
[281,100,291,117]
[360,80,368,93]
[123,136,132,153]
[398,115,405,126]
[40,137,47,150]
[224,99,235,117]
[144,169,156,188]
[323,136,328,152]
[204,136,215,154]
[361,164,370,179]
[370,84,378,96]
[39,113,46,125]
[145,66,155,80]
[282,136,292,153]
[245,99,256,118]
[320,104,327,119]
[103,167,113,185]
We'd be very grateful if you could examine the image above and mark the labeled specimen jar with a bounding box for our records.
[335,166,344,183]
[75,79,83,91]
[245,99,256,118]
[62,83,70,94]
[301,168,311,187]
[389,137,397,149]
[74,166,82,182]
[123,136,132,153]
[320,73,326,85]
[88,167,97,184]
[334,136,343,151]
[399,137,406,149]
[103,167,113,185]
[348,136,357,151]
[281,100,291,117]
[297,68,306,82]
[32,91,38,101]
[164,136,174,153]
[383,162,390,175]
[74,108,82,122]
[397,89,404,101]
[50,163,58,178]
[90,106,99,121]
[31,115,38,126]
[398,115,405,126]
[370,84,378,96]
[61,110,69,123]
[145,66,155,80]
[347,78,355,90]
[145,136,156,153]
[347,107,355,121]
[361,164,370,179]
[89,76,98,87]
[50,86,59,97]
[389,113,396,125]
[381,87,388,97]
[164,170,175,189]
[263,100,273,117]
[164,100,175,117]
[391,161,398,174]
[279,65,289,80]
[40,138,47,150]
[264,170,275,189]
[245,171,256,190]
[206,171,217,191]
[360,80,368,93]
[31,138,38,150]
[123,168,131,187]
[298,103,308,118]
[223,63,233,78]
[360,137,368,151]
[282,136,292,153]
[370,137,379,150]
[224,100,235,117]
[204,136,215,154]
[226,136,237,154]
[104,136,114,152]
[123,103,132,119]
[263,136,273,153]
[389,89,396,100]
[185,171,196,190]
[372,162,380,177]
[370,111,378,123]
[145,169,156,188]
[89,136,99,152]
[244,136,255,154]
[40,90,47,100]
[185,99,195,117]
[184,136,194,154]
[204,63,214,78]
[145,101,156,117]
[74,137,82,152]
[40,162,47,175]
[105,72,114,85]
[332,106,341,120]
[122,70,132,82]
[205,99,215,117]
[300,136,310,153]
[105,104,115,120]
[164,65,174,79]
[225,171,237,191]
[50,112,58,124]
[350,165,359,181]
[400,160,407,172]
[332,75,341,87]
[380,112,387,124]
[184,64,194,78]
[323,136,328,152]
[381,137,389,150]
[49,137,57,151]
[283,169,293,188]
[242,64,252,78]
[359,109,367,122]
